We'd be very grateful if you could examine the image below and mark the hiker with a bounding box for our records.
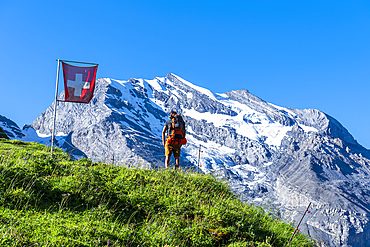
[162,111,187,169]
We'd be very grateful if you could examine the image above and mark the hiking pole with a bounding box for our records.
[197,144,201,173]
[288,202,312,245]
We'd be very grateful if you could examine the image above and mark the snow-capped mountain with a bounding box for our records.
[0,115,25,139]
[17,73,370,246]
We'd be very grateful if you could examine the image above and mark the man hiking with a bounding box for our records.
[162,111,187,169]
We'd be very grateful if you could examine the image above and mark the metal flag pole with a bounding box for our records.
[51,59,60,158]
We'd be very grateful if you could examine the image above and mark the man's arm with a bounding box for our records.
[162,126,168,147]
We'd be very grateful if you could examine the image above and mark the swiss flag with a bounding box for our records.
[62,62,98,103]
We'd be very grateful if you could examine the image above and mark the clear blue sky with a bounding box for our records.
[1,0,369,149]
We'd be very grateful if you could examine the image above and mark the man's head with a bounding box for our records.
[169,111,177,119]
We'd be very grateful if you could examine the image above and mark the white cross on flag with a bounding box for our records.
[62,62,98,103]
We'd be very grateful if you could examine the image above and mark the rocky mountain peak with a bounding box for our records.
[0,115,24,139]
[3,73,369,246]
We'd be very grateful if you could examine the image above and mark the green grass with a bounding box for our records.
[0,139,315,246]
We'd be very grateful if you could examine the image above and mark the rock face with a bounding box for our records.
[25,73,370,246]
[0,115,24,139]
[0,127,9,139]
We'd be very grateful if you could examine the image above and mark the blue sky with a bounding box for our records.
[1,0,369,148]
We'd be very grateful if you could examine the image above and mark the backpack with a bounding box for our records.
[167,114,187,145]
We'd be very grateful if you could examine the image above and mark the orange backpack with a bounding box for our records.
[167,114,187,145]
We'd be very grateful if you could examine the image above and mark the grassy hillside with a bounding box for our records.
[0,139,314,246]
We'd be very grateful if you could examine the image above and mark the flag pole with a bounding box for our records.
[51,59,60,158]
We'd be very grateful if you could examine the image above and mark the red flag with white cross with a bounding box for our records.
[62,62,98,103]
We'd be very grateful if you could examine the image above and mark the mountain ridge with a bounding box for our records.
[2,72,370,246]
